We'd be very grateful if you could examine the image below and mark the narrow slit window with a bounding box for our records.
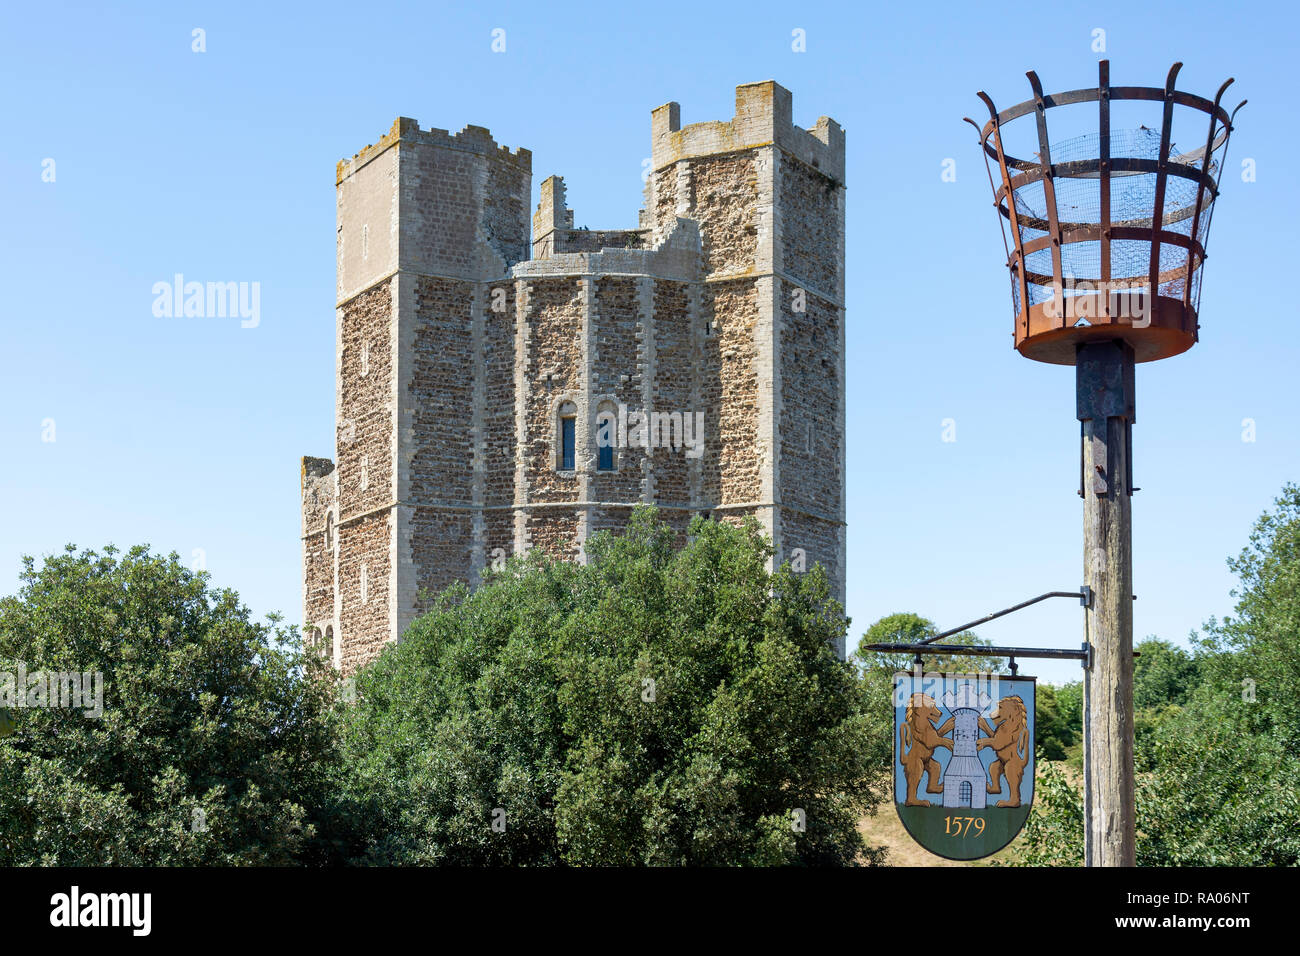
[596,405,617,472]
[560,416,576,471]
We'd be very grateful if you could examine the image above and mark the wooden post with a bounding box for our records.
[1077,340,1136,867]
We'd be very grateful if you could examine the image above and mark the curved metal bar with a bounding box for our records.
[1006,197,1205,235]
[982,84,1235,142]
[1026,70,1065,323]
[1193,99,1247,329]
[917,589,1088,645]
[997,157,1219,209]
[1147,63,1182,299]
[1184,76,1234,312]
[1022,256,1206,289]
[967,116,1013,267]
[1019,225,1206,258]
[980,90,1031,327]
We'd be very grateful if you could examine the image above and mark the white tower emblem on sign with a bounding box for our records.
[941,683,993,809]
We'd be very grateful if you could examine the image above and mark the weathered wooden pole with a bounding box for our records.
[1077,340,1136,867]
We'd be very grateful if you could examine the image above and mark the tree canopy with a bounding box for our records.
[333,507,887,865]
[0,545,343,865]
[1018,483,1300,865]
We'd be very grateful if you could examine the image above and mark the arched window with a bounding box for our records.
[328,625,340,671]
[959,780,973,807]
[557,400,577,471]
[324,511,334,551]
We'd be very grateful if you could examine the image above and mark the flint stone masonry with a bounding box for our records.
[302,80,847,675]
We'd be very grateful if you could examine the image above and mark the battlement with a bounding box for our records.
[650,81,845,184]
[532,176,574,242]
[532,175,648,258]
[514,216,699,280]
[336,117,532,185]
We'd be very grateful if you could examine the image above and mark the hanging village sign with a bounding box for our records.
[894,671,1035,860]
[866,589,1091,859]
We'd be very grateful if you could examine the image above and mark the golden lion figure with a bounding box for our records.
[977,694,1029,808]
[899,693,955,807]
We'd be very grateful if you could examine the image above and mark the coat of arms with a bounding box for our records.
[893,671,1035,860]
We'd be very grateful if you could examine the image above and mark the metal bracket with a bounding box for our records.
[916,588,1092,644]
[866,641,1088,662]
[862,587,1097,666]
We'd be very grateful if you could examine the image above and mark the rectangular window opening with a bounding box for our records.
[560,416,576,471]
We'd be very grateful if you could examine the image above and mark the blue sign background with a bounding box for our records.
[893,672,1035,808]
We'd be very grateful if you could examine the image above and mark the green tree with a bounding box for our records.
[1133,637,1199,710]
[1055,680,1082,739]
[1134,684,1300,865]
[1196,483,1300,733]
[1018,484,1300,865]
[1035,684,1076,761]
[0,545,345,865]
[1016,761,1083,866]
[335,508,887,866]
[1134,484,1300,865]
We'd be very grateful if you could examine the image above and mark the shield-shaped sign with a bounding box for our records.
[893,670,1035,860]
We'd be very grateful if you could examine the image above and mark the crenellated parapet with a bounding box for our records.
[650,81,845,185]
[336,117,531,186]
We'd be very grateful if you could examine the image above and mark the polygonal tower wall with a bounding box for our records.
[302,119,532,675]
[302,81,846,674]
[643,81,846,638]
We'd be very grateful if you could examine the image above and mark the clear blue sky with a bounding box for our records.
[3,1,1296,684]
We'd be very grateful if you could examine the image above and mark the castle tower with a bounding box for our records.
[941,683,994,809]
[642,82,847,622]
[300,120,531,674]
[302,82,846,674]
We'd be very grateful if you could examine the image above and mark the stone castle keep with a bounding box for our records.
[300,81,846,674]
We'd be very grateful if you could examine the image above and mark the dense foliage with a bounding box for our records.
[1035,682,1081,762]
[1019,483,1300,865]
[0,545,344,865]
[7,482,1296,867]
[1017,761,1084,866]
[335,508,886,865]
